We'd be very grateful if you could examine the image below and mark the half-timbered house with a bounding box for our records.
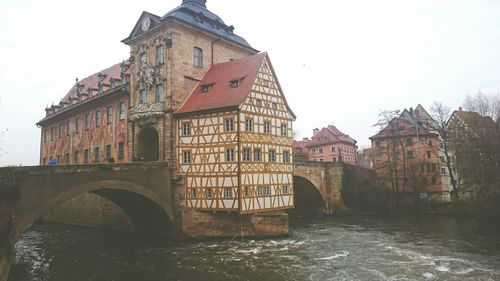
[175,53,296,214]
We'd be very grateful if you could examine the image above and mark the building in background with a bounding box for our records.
[356,148,373,169]
[370,106,449,202]
[293,125,357,165]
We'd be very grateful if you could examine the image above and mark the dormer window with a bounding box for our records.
[230,79,241,88]
[201,83,213,93]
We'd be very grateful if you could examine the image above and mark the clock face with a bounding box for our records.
[141,17,151,32]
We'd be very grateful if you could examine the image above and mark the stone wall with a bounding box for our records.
[0,202,14,281]
[42,193,132,231]
[180,209,288,238]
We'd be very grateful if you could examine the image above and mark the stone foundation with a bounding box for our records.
[180,209,289,238]
[42,193,132,231]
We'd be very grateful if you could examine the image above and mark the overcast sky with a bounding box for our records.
[1,0,500,166]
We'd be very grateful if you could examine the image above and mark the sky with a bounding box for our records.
[1,0,500,166]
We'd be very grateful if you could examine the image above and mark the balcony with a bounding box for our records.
[130,103,165,125]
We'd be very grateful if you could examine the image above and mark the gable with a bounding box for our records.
[122,12,162,45]
[240,56,296,120]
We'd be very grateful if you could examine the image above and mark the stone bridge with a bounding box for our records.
[293,161,346,214]
[0,160,347,280]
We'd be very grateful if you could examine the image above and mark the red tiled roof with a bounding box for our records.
[175,53,266,114]
[305,125,357,147]
[451,109,496,135]
[61,63,123,102]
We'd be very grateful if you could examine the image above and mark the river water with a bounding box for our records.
[11,215,500,281]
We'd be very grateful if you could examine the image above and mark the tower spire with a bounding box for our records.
[182,0,206,8]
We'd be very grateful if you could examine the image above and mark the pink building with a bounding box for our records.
[294,125,357,164]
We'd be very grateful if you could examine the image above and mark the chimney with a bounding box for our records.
[313,128,319,137]
[409,107,414,116]
[459,107,463,112]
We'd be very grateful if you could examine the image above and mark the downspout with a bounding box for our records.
[211,38,221,66]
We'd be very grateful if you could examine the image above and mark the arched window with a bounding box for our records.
[193,47,203,68]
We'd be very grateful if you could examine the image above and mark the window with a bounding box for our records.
[194,47,203,67]
[182,122,191,136]
[74,151,80,164]
[110,79,115,89]
[83,149,89,164]
[258,186,263,196]
[156,45,164,65]
[94,147,100,163]
[243,148,251,162]
[272,102,278,110]
[107,106,113,124]
[262,79,269,87]
[65,153,69,164]
[280,123,287,136]
[95,111,101,127]
[264,186,271,196]
[85,113,90,129]
[426,151,431,158]
[244,186,249,197]
[75,118,80,132]
[264,121,271,134]
[254,149,261,162]
[58,124,62,138]
[224,187,232,198]
[225,118,234,132]
[245,118,253,132]
[230,79,240,88]
[332,157,337,162]
[206,188,213,199]
[376,141,381,147]
[320,158,324,162]
[66,121,70,136]
[331,146,336,152]
[407,151,414,159]
[440,156,445,162]
[319,148,323,153]
[406,137,412,145]
[283,185,289,195]
[393,153,401,160]
[105,144,112,161]
[283,150,290,163]
[312,148,317,153]
[441,168,446,174]
[226,148,235,162]
[182,151,191,164]
[155,84,164,102]
[139,89,147,104]
[431,176,437,185]
[118,142,125,159]
[255,99,262,107]
[201,84,212,92]
[191,188,197,199]
[119,102,126,120]
[269,149,276,162]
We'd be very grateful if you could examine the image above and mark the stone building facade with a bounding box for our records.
[370,107,448,202]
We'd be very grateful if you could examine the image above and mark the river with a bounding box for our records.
[10,215,500,281]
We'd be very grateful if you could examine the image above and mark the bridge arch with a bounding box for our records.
[14,180,173,241]
[293,176,328,214]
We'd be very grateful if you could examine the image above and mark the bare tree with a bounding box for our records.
[421,102,461,201]
[463,91,500,120]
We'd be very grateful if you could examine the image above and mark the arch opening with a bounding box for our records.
[15,180,174,242]
[293,176,327,214]
[137,126,159,161]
